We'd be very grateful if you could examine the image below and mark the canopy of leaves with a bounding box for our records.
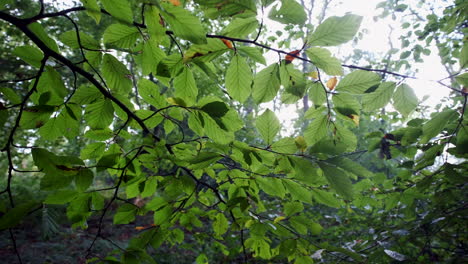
[0,0,466,263]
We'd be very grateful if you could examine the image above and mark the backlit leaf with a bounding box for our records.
[268,0,307,25]
[392,84,418,117]
[256,109,280,145]
[306,47,343,76]
[308,14,363,46]
[101,0,133,25]
[174,67,198,105]
[102,54,132,94]
[222,17,258,38]
[318,162,353,199]
[103,24,140,49]
[362,82,396,111]
[162,4,207,44]
[226,54,252,102]
[335,70,381,94]
[252,64,280,103]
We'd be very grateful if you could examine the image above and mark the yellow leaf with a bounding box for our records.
[309,71,319,79]
[295,136,307,152]
[274,216,286,223]
[326,77,338,90]
[349,114,359,126]
[166,97,187,107]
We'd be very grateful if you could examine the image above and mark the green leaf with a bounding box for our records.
[335,70,381,94]
[271,137,297,154]
[392,84,418,117]
[0,202,37,230]
[308,14,363,46]
[199,112,234,144]
[327,157,373,178]
[154,206,172,226]
[32,148,59,173]
[80,142,106,160]
[103,24,140,49]
[101,0,133,25]
[75,168,94,192]
[28,22,59,53]
[283,180,312,204]
[188,152,222,169]
[295,256,314,264]
[142,38,166,75]
[289,216,308,235]
[0,87,21,104]
[141,177,158,198]
[114,204,137,224]
[460,42,468,69]
[174,67,198,105]
[237,46,266,65]
[312,189,341,208]
[306,47,343,76]
[283,201,303,216]
[256,109,280,145]
[226,54,252,102]
[59,31,100,49]
[222,16,258,38]
[268,0,307,25]
[308,81,327,106]
[201,101,229,118]
[334,124,357,151]
[162,4,207,44]
[102,54,132,94]
[138,79,166,108]
[455,72,468,86]
[318,162,353,199]
[84,128,114,141]
[39,116,66,141]
[145,6,166,43]
[304,112,328,146]
[213,213,229,236]
[37,66,68,105]
[71,85,102,104]
[420,109,458,144]
[252,64,280,103]
[13,45,44,68]
[362,82,396,111]
[79,0,101,24]
[19,106,54,129]
[45,190,78,204]
[310,222,323,235]
[332,93,360,116]
[84,99,114,129]
[256,177,286,198]
[196,254,209,264]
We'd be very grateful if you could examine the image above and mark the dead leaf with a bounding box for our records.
[326,77,337,90]
[285,50,301,63]
[221,38,233,49]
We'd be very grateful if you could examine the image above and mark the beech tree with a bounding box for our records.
[0,0,466,263]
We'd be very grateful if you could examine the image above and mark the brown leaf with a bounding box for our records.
[285,50,301,63]
[221,38,233,49]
